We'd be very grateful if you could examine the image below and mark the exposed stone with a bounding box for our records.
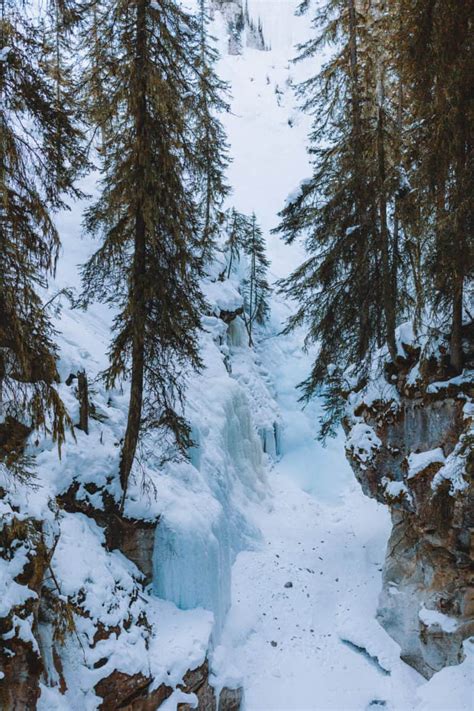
[180,661,209,693]
[0,514,50,709]
[346,371,473,679]
[0,640,43,710]
[218,686,244,711]
[346,398,465,505]
[106,516,156,585]
[178,661,216,710]
[95,670,172,710]
[176,661,243,710]
[219,306,243,324]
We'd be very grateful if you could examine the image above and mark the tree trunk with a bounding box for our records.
[248,249,255,347]
[347,0,369,364]
[450,99,468,373]
[377,73,397,362]
[450,276,463,373]
[77,370,89,435]
[392,76,402,332]
[347,0,361,136]
[119,0,147,512]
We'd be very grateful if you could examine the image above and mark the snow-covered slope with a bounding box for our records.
[2,2,472,709]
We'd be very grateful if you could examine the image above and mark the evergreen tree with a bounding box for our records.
[228,7,244,55]
[392,0,474,372]
[0,0,84,479]
[243,213,270,346]
[224,207,251,278]
[192,0,230,260]
[276,0,408,435]
[79,0,223,510]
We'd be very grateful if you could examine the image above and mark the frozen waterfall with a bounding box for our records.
[152,380,267,640]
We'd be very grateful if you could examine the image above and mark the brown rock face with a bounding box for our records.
[106,516,156,585]
[0,516,49,710]
[177,661,243,710]
[218,686,244,711]
[95,662,243,711]
[346,378,473,679]
[0,641,43,710]
[95,670,173,710]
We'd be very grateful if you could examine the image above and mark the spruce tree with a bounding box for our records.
[277,0,408,435]
[228,6,244,55]
[392,0,474,372]
[0,0,84,479]
[80,0,226,510]
[192,0,230,260]
[243,213,270,346]
[225,207,251,278]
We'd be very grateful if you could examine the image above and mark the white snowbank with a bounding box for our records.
[382,478,411,501]
[407,448,445,479]
[419,606,459,633]
[346,422,382,463]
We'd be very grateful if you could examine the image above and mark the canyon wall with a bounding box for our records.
[345,335,473,678]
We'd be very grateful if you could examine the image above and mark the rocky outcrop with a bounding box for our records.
[345,347,473,679]
[218,686,244,711]
[105,516,156,586]
[0,513,50,709]
[95,662,243,711]
[58,482,157,585]
[0,482,243,710]
[95,670,172,710]
[176,661,243,711]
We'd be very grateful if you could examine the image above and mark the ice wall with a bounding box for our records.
[153,518,232,638]
[153,351,268,640]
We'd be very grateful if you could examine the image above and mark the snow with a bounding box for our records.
[201,279,243,315]
[382,478,411,501]
[427,370,474,393]
[419,607,459,633]
[3,1,471,709]
[407,448,446,478]
[431,449,470,494]
[0,544,37,618]
[0,47,11,63]
[414,639,474,711]
[395,321,417,357]
[205,4,471,709]
[346,422,382,464]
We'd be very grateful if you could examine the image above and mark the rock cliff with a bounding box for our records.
[344,331,473,678]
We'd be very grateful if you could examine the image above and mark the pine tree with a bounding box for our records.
[228,7,244,55]
[392,0,474,372]
[80,0,224,510]
[224,208,251,278]
[276,0,409,435]
[192,0,230,261]
[243,213,270,346]
[0,0,84,480]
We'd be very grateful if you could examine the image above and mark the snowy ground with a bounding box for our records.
[208,3,473,709]
[212,324,423,710]
[212,325,474,709]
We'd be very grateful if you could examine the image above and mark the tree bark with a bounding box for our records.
[119,0,147,512]
[449,276,463,373]
[377,72,397,362]
[77,370,89,435]
[347,0,370,363]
